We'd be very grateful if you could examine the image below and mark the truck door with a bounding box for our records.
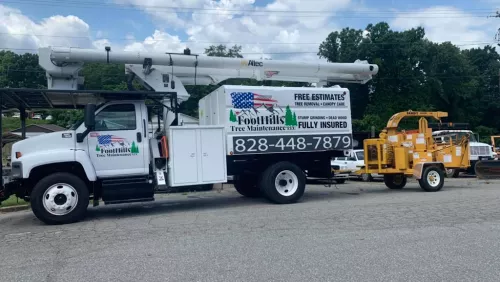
[87,102,148,177]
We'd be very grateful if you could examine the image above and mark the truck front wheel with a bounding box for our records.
[30,172,89,225]
[260,161,306,204]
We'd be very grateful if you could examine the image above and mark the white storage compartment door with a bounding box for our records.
[169,128,199,186]
[199,127,227,183]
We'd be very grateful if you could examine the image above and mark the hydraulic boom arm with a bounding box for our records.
[38,46,379,101]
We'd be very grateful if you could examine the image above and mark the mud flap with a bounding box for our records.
[475,160,500,179]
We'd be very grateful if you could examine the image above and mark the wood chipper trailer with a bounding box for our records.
[359,110,471,192]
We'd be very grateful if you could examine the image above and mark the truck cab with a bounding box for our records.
[432,130,494,177]
[331,149,381,181]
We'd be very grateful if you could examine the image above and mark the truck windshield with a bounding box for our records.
[69,119,83,130]
[434,132,478,142]
[355,151,364,160]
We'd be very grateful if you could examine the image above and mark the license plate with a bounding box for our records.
[156,170,166,185]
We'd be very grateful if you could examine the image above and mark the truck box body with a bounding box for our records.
[199,85,353,155]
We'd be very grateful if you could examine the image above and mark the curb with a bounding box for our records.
[0,205,30,213]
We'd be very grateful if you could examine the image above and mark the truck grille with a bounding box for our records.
[471,146,490,156]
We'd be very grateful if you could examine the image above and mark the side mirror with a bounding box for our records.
[84,104,96,128]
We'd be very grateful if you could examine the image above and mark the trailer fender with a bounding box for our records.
[21,150,97,181]
[413,162,445,180]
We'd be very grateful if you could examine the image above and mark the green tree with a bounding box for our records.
[204,44,244,58]
[229,109,237,122]
[130,141,139,154]
[285,106,295,126]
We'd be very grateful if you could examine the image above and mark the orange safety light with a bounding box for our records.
[160,136,168,158]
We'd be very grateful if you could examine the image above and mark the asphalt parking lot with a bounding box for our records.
[2,178,500,282]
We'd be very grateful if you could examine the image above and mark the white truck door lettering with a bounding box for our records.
[86,103,147,177]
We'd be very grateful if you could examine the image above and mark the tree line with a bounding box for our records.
[0,22,499,141]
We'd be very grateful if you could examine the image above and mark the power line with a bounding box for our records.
[0,33,496,46]
[5,0,499,14]
[2,0,498,18]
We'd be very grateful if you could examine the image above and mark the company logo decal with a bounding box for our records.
[264,71,279,78]
[90,132,139,157]
[240,59,263,67]
[229,92,297,131]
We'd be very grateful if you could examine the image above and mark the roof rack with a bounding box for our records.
[0,88,178,110]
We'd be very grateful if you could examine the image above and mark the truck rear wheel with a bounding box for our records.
[418,166,444,192]
[384,174,407,189]
[233,174,261,198]
[30,172,89,225]
[259,161,306,204]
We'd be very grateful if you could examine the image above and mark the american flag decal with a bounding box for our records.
[230,92,278,109]
[97,134,126,145]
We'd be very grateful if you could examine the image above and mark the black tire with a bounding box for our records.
[30,172,89,225]
[418,166,444,192]
[361,173,373,182]
[384,174,407,189]
[259,161,306,204]
[335,179,346,184]
[233,174,261,198]
[445,169,460,178]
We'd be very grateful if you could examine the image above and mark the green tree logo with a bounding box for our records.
[95,145,100,152]
[130,142,139,154]
[285,105,297,126]
[229,109,237,122]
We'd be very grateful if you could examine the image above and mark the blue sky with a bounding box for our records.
[1,0,499,61]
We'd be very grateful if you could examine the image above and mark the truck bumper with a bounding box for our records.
[0,181,21,204]
[331,168,350,179]
[0,164,23,204]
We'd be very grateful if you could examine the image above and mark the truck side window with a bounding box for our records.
[94,104,136,131]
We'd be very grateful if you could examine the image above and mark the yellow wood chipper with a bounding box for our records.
[359,110,471,192]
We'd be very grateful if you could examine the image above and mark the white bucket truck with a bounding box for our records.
[430,124,495,177]
[0,46,378,224]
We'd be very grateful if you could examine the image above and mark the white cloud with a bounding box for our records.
[391,6,495,49]
[0,4,104,52]
[112,0,348,62]
[114,0,206,29]
[124,30,185,52]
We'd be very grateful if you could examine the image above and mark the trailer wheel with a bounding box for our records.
[418,166,444,192]
[384,174,407,189]
[233,174,261,198]
[260,161,306,204]
[30,172,89,225]
[335,179,346,184]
